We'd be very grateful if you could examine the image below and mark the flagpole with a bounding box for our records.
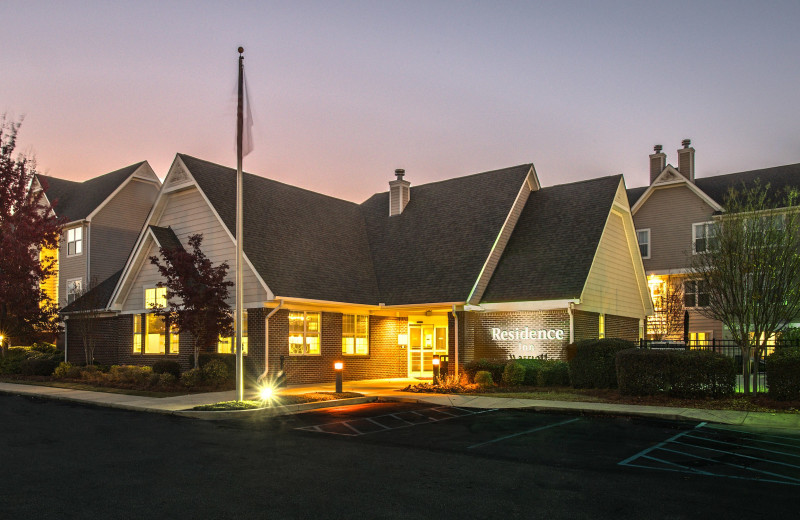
[235,46,245,401]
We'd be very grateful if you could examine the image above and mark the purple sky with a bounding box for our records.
[4,1,800,202]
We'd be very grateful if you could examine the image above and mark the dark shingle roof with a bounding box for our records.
[179,154,381,304]
[626,163,800,209]
[482,175,622,302]
[61,270,123,313]
[37,162,144,222]
[360,165,532,305]
[149,225,184,252]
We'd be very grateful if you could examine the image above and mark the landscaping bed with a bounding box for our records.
[193,392,364,411]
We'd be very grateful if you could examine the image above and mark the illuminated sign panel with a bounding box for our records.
[489,326,566,359]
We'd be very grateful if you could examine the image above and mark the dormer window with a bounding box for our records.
[67,226,83,256]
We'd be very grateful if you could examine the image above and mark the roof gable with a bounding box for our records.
[481,175,622,303]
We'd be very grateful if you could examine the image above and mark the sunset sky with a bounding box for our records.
[4,1,800,202]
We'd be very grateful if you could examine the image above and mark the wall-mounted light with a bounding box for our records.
[397,333,408,348]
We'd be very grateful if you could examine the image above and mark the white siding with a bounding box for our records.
[579,211,647,318]
[120,187,268,312]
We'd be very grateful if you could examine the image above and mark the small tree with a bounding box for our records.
[149,233,233,368]
[0,116,62,353]
[68,278,105,365]
[647,278,685,340]
[690,182,800,394]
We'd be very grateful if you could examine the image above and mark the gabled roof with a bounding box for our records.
[179,154,381,305]
[148,225,183,253]
[360,165,532,305]
[61,269,123,314]
[627,162,800,210]
[482,175,622,302]
[36,162,155,223]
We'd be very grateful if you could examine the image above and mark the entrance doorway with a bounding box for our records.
[408,317,448,378]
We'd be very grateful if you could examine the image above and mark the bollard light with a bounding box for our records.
[334,361,343,393]
[432,355,441,383]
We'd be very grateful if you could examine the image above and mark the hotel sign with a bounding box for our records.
[490,327,566,359]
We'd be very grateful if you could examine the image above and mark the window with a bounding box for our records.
[66,227,83,256]
[692,222,717,254]
[636,229,650,259]
[289,311,321,355]
[684,280,709,308]
[132,314,178,355]
[145,286,167,310]
[598,314,605,339]
[218,310,248,355]
[342,314,369,355]
[66,278,82,304]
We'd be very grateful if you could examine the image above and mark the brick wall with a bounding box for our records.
[573,310,599,342]
[465,310,571,361]
[606,314,640,341]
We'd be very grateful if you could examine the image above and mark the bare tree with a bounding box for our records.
[68,278,105,365]
[690,182,800,394]
[647,278,685,340]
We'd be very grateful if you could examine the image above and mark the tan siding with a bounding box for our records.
[90,179,158,284]
[633,185,715,271]
[58,224,86,307]
[579,212,646,318]
[120,187,267,312]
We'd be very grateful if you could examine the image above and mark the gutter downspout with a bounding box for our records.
[451,304,459,379]
[568,302,575,344]
[64,319,68,363]
[261,300,283,380]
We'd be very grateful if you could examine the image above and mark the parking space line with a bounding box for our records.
[682,433,800,460]
[618,422,706,466]
[366,418,391,429]
[388,414,415,425]
[467,417,580,450]
[638,455,715,476]
[342,422,362,435]
[703,425,800,444]
[658,446,800,484]
[672,440,800,472]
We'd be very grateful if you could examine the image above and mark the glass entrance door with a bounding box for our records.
[408,324,447,378]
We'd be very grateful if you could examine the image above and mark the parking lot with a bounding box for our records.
[288,401,800,486]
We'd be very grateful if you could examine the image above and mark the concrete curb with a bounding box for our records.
[174,396,378,420]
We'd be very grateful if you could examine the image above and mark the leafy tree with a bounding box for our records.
[647,278,685,341]
[0,117,62,354]
[690,182,800,394]
[149,233,233,368]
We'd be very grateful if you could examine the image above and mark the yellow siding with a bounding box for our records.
[39,246,58,306]
[579,211,647,318]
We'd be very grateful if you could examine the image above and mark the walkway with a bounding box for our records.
[1,379,798,429]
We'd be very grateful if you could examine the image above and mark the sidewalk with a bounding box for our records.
[1,379,798,429]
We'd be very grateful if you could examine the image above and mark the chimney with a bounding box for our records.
[389,168,410,216]
[649,144,666,184]
[677,138,695,182]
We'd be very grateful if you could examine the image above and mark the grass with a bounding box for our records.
[192,391,364,411]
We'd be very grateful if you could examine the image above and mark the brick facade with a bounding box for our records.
[605,314,640,341]
[573,310,599,342]
[464,310,571,361]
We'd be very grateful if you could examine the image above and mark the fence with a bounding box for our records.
[638,338,800,393]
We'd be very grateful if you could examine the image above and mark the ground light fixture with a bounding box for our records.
[334,361,343,393]
[432,355,440,382]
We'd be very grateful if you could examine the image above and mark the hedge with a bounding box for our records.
[152,360,182,379]
[199,353,235,380]
[569,338,635,389]
[766,348,800,400]
[616,348,735,398]
[515,359,570,386]
[463,359,506,384]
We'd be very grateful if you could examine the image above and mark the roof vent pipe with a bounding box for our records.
[389,168,410,216]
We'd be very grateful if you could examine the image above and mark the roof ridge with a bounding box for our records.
[544,173,621,189]
[695,162,800,183]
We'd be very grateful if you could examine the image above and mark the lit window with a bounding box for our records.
[289,311,321,355]
[692,222,716,254]
[598,314,605,339]
[636,229,650,259]
[145,287,167,310]
[218,310,248,355]
[66,278,82,304]
[684,280,709,308]
[342,314,369,355]
[133,313,178,355]
[66,227,83,256]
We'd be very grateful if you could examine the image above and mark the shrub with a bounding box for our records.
[464,359,506,384]
[20,358,58,376]
[569,338,635,388]
[474,371,494,387]
[202,359,229,386]
[502,361,525,386]
[767,348,800,400]
[109,365,152,385]
[53,361,82,379]
[617,348,735,398]
[515,359,545,385]
[0,348,29,374]
[537,361,570,386]
[152,360,181,379]
[199,353,235,379]
[158,372,178,387]
[181,368,204,388]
